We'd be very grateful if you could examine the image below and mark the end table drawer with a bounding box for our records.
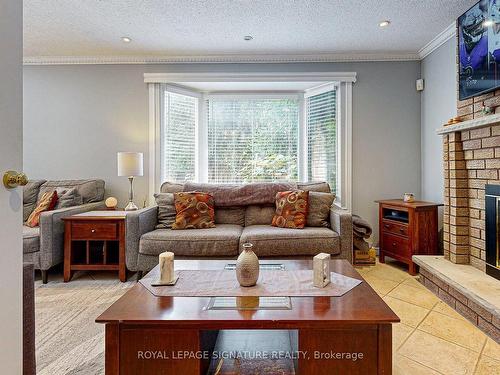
[72,222,118,240]
[381,219,408,237]
[382,233,410,258]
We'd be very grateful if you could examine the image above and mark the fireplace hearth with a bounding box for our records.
[485,184,500,280]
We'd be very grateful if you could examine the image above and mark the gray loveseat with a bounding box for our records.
[23,179,106,283]
[125,181,353,278]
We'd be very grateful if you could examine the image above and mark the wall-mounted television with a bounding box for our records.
[459,0,500,100]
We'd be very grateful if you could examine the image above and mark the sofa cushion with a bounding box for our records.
[215,207,245,226]
[25,191,58,228]
[240,225,340,257]
[297,181,331,193]
[23,179,46,222]
[54,187,79,209]
[172,192,216,229]
[140,224,242,257]
[160,181,185,194]
[245,205,275,226]
[38,179,105,204]
[23,226,40,254]
[307,192,336,227]
[154,193,176,229]
[271,190,309,229]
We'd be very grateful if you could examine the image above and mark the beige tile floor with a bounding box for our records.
[355,259,500,375]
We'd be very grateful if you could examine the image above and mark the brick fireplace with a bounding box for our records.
[439,117,500,272]
[413,26,500,343]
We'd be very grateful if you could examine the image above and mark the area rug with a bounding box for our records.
[34,274,133,375]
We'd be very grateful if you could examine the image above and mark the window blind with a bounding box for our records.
[306,89,337,191]
[161,90,198,182]
[206,97,299,183]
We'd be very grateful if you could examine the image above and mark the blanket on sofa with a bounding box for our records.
[183,181,296,207]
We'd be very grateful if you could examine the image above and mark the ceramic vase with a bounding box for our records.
[236,243,259,287]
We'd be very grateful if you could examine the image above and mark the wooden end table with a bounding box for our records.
[63,211,128,282]
[376,199,442,275]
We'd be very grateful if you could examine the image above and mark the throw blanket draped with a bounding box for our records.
[352,214,373,251]
[352,214,372,239]
[183,182,296,207]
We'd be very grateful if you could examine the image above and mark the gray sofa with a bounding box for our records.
[125,181,353,277]
[22,179,106,283]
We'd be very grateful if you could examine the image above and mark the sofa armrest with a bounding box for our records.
[330,205,353,263]
[125,206,158,271]
[38,202,105,270]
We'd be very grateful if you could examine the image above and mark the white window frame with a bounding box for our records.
[146,72,355,211]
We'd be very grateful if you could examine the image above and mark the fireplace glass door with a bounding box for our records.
[485,184,500,280]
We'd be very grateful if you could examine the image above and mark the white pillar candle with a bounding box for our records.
[159,252,174,283]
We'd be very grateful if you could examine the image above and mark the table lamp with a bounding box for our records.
[117,152,143,211]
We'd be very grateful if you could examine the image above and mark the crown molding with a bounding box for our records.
[144,72,357,83]
[23,52,420,65]
[418,22,456,59]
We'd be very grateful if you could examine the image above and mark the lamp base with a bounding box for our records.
[124,201,139,211]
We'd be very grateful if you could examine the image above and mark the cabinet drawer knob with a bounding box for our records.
[91,229,96,233]
[400,228,405,232]
[392,242,397,246]
[384,224,389,228]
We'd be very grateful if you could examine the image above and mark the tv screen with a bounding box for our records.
[458,0,500,100]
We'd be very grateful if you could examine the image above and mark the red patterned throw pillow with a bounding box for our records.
[271,190,309,229]
[172,192,216,230]
[25,191,58,227]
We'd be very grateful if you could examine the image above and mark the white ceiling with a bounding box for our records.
[24,0,476,62]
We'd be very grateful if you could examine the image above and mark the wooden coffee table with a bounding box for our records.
[96,260,399,374]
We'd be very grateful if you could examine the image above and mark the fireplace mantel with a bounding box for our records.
[436,114,500,135]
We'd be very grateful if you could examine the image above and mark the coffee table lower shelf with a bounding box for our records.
[104,323,391,374]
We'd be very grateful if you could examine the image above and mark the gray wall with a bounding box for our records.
[23,66,150,208]
[0,0,23,371]
[24,61,422,242]
[421,37,456,221]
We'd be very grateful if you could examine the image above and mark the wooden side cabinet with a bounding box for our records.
[63,211,128,282]
[376,200,442,275]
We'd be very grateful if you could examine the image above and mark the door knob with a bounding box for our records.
[3,171,28,189]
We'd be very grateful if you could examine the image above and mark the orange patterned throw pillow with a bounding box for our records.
[172,192,216,230]
[25,191,58,227]
[271,190,309,229]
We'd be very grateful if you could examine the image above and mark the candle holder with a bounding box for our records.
[313,253,331,288]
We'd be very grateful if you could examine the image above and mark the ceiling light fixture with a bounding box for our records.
[484,19,494,27]
[244,35,253,41]
[122,36,132,43]
[379,20,391,27]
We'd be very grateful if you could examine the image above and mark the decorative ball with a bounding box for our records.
[105,197,118,208]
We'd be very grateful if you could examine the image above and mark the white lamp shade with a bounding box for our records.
[117,152,143,177]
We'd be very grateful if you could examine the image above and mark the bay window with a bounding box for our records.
[207,96,299,183]
[147,72,354,209]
